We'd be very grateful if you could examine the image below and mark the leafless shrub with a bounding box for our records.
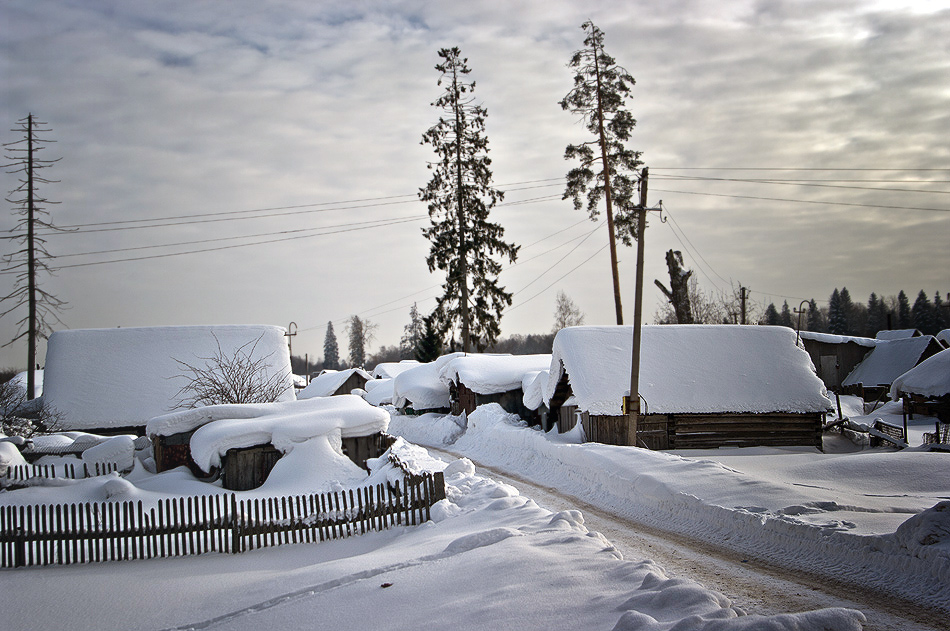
[172,333,292,409]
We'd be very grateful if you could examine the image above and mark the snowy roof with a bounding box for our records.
[152,395,389,472]
[843,336,939,388]
[876,329,920,341]
[363,377,394,406]
[439,354,551,395]
[392,353,465,410]
[937,329,950,348]
[798,331,878,348]
[521,370,549,411]
[296,368,372,399]
[371,361,420,379]
[544,325,832,416]
[43,325,294,430]
[7,370,44,399]
[890,348,950,399]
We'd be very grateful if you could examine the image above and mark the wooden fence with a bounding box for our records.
[4,462,120,482]
[0,471,445,568]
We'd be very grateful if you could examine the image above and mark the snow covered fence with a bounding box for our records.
[0,472,445,568]
[4,461,121,483]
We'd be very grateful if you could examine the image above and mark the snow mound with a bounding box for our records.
[297,368,371,398]
[82,435,135,472]
[522,369,549,411]
[892,501,950,551]
[371,360,420,379]
[546,325,831,416]
[439,354,551,395]
[392,353,465,410]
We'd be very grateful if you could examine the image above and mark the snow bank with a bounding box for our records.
[0,441,27,473]
[439,354,551,395]
[545,325,831,416]
[43,325,295,430]
[186,395,389,471]
[82,435,135,472]
[890,348,950,399]
[371,360,420,379]
[296,368,371,399]
[392,352,465,410]
[844,335,938,387]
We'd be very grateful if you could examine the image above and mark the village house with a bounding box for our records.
[889,348,950,426]
[439,354,551,421]
[297,368,372,399]
[537,325,832,450]
[798,331,877,392]
[842,335,944,402]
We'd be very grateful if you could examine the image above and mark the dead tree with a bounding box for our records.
[654,250,694,324]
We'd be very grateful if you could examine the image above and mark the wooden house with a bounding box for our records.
[539,325,832,450]
[392,353,465,415]
[842,335,944,402]
[798,331,877,392]
[890,348,950,423]
[297,368,372,399]
[440,354,551,422]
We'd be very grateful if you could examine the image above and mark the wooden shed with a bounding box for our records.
[544,325,832,450]
[297,369,372,399]
[842,335,944,402]
[798,331,877,392]
[441,354,551,423]
[890,348,950,423]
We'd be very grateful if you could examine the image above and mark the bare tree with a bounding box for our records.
[552,290,585,332]
[1,114,67,400]
[654,250,694,324]
[172,333,292,408]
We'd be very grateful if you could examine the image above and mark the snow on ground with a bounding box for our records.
[0,437,864,631]
[388,403,950,614]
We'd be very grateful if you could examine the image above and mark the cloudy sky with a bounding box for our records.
[1,0,948,369]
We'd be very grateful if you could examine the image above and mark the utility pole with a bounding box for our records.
[740,286,748,325]
[26,114,37,400]
[625,167,649,445]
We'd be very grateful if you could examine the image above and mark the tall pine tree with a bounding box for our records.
[560,21,642,324]
[934,291,947,333]
[911,290,935,334]
[897,290,911,329]
[828,289,847,334]
[400,303,425,359]
[806,299,823,332]
[779,301,793,328]
[420,47,518,352]
[414,313,444,363]
[323,321,339,370]
[867,292,884,337]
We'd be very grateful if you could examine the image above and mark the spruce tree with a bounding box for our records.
[897,290,911,329]
[420,47,519,352]
[560,21,642,324]
[323,321,339,370]
[828,289,847,334]
[400,303,425,359]
[762,303,780,326]
[867,293,883,337]
[414,314,444,363]
[806,299,823,332]
[779,301,793,328]
[934,291,947,333]
[911,290,935,334]
[839,287,855,335]
[346,315,376,368]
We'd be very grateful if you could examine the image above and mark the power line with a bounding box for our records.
[651,187,950,213]
[506,244,609,313]
[654,174,950,195]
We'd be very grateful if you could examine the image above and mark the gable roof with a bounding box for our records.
[890,348,950,399]
[843,336,942,388]
[371,361,420,379]
[439,354,551,395]
[43,325,294,430]
[798,331,878,348]
[545,325,831,416]
[876,329,920,340]
[297,368,371,399]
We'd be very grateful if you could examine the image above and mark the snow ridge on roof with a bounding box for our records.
[439,354,551,395]
[371,361,420,379]
[297,368,371,399]
[843,336,938,388]
[890,348,950,399]
[798,331,877,348]
[876,329,919,341]
[545,325,831,416]
[392,353,465,410]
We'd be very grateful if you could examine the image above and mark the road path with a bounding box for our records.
[427,446,945,631]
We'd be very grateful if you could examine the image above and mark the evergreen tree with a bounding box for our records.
[934,291,948,333]
[911,290,935,334]
[1,114,66,400]
[322,321,339,370]
[867,293,884,337]
[762,303,780,326]
[420,47,519,352]
[828,289,847,334]
[400,303,425,359]
[806,299,824,332]
[897,290,911,329]
[346,315,376,368]
[552,290,585,332]
[414,314,444,363]
[839,287,855,335]
[560,21,642,324]
[779,301,793,328]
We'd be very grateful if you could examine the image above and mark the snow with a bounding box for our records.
[371,360,420,379]
[363,377,395,406]
[81,435,135,471]
[439,354,551,395]
[521,369,548,411]
[843,335,938,388]
[148,395,390,472]
[876,328,919,340]
[392,352,465,410]
[545,325,832,416]
[7,369,44,398]
[389,402,950,614]
[936,328,950,348]
[798,330,877,348]
[43,325,295,430]
[296,368,371,398]
[890,348,950,399]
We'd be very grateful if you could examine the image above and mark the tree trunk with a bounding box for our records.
[593,48,623,325]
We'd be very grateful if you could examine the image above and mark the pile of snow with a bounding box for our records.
[439,354,551,394]
[166,396,390,472]
[392,352,464,410]
[521,369,549,411]
[371,360,419,379]
[844,335,939,388]
[890,348,950,398]
[43,325,295,431]
[81,435,135,472]
[5,369,43,399]
[362,377,395,406]
[544,325,831,415]
[296,368,371,399]
[0,441,27,474]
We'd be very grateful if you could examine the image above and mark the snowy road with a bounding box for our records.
[427,447,946,631]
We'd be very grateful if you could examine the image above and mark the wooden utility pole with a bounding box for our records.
[26,114,37,401]
[624,167,649,443]
[740,286,748,325]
